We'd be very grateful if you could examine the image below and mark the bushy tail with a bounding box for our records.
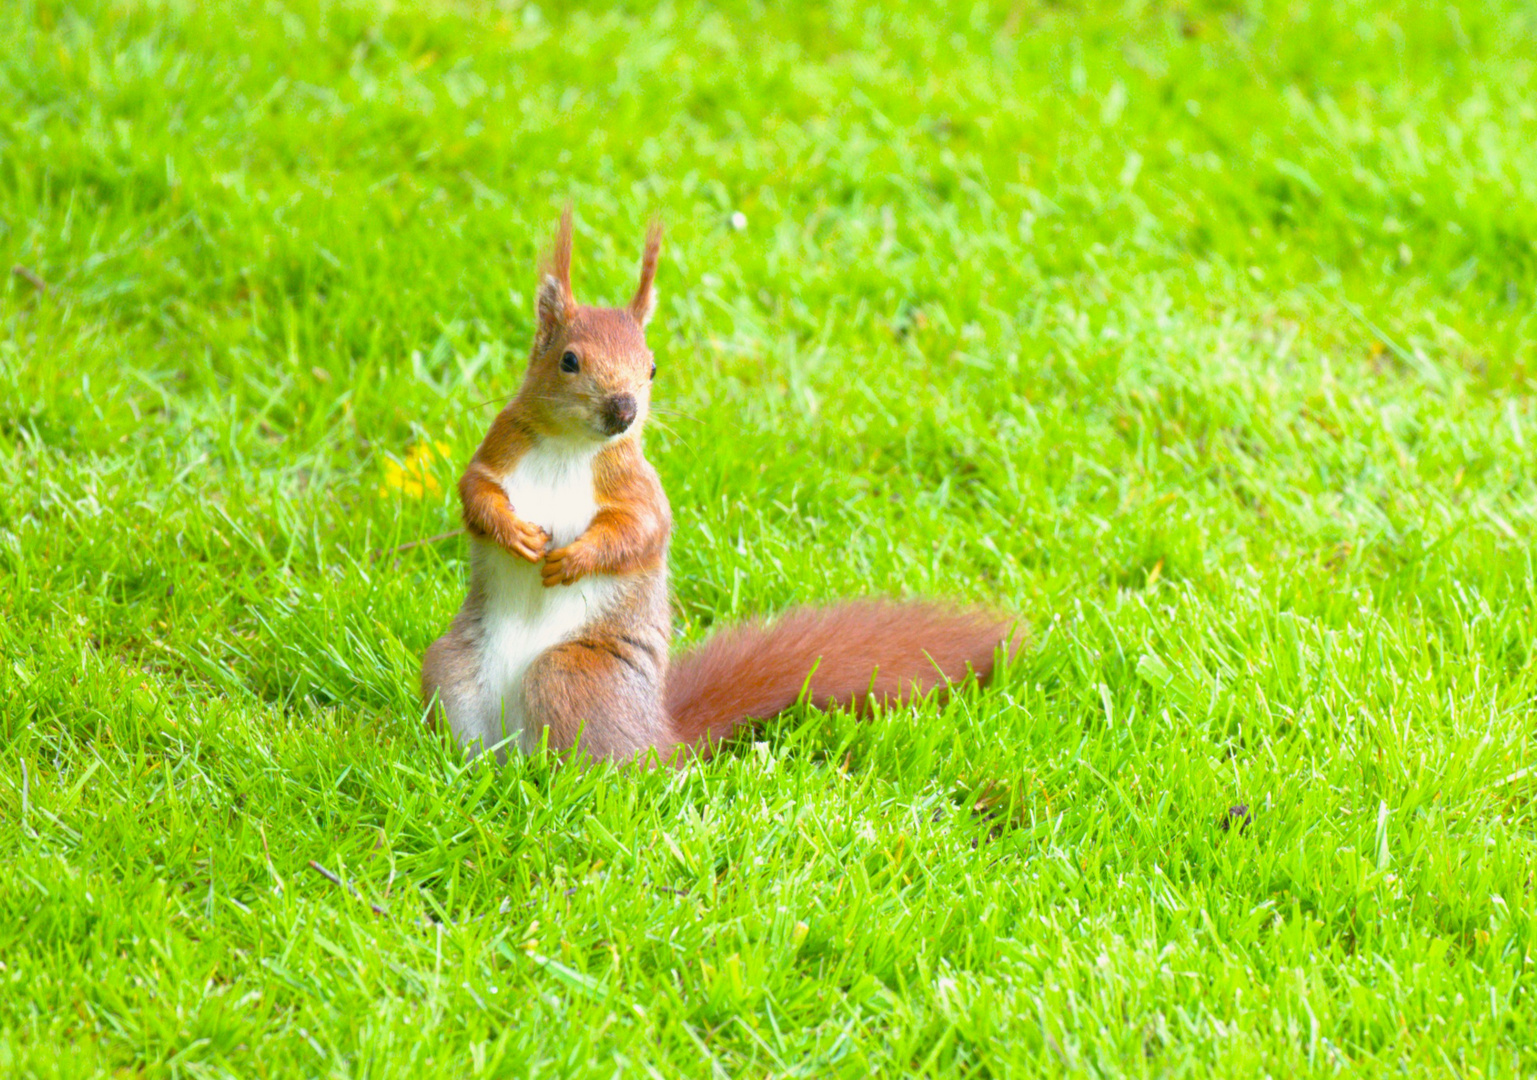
[664,600,1020,755]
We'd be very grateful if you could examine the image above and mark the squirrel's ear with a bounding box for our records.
[628,219,662,327]
[536,273,570,331]
[536,206,575,338]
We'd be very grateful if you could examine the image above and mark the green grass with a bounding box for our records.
[3,0,1536,1074]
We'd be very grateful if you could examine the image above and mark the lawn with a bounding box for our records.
[3,0,1536,1075]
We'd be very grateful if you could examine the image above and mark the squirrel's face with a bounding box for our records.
[519,213,662,444]
[526,308,656,442]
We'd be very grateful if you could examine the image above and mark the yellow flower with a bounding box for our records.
[379,441,452,499]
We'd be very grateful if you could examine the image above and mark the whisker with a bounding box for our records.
[643,417,697,454]
[648,408,703,424]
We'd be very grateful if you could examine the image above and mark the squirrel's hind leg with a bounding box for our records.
[423,624,511,760]
[521,634,670,764]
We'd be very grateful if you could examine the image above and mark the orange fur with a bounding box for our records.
[629,219,663,325]
[665,601,1021,756]
[543,440,670,586]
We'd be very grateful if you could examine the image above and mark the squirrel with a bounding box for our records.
[421,211,1020,764]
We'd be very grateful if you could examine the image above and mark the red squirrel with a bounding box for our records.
[421,211,1019,763]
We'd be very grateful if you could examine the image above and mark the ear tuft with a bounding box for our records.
[628,218,663,327]
[536,207,576,337]
[631,286,657,328]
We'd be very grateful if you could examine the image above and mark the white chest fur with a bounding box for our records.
[465,441,623,756]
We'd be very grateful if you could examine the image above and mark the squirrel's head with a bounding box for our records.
[518,209,661,443]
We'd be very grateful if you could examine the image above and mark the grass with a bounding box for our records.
[2,0,1536,1074]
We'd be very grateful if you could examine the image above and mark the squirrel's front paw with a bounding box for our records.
[500,518,551,563]
[541,542,595,587]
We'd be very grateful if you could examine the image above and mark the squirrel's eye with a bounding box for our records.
[560,351,580,373]
[650,362,657,380]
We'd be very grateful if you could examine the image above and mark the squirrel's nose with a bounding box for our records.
[602,394,638,435]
